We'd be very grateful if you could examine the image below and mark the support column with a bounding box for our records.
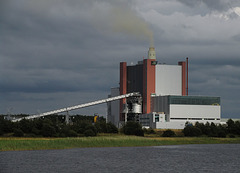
[65,111,69,124]
[143,59,156,114]
[120,62,127,121]
[178,61,186,96]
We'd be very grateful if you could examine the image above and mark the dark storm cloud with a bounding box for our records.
[178,0,238,11]
[0,0,126,114]
[188,63,240,118]
[0,0,239,117]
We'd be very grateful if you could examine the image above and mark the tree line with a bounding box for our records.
[183,119,240,137]
[0,115,118,137]
[0,114,239,138]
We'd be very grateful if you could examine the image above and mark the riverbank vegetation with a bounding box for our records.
[2,115,239,138]
[1,115,240,151]
[183,119,240,138]
[0,115,118,137]
[1,136,240,151]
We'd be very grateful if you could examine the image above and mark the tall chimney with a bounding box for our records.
[147,47,156,59]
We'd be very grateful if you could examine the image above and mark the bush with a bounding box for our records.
[0,118,14,133]
[162,129,176,137]
[183,126,202,137]
[85,125,97,136]
[67,130,78,137]
[144,128,156,135]
[135,128,144,136]
[41,123,56,137]
[121,121,144,136]
[84,129,96,137]
[95,121,118,133]
[13,128,24,137]
[229,134,235,138]
[32,127,41,136]
[18,119,33,133]
[217,130,226,138]
[106,123,118,133]
[0,129,3,136]
[95,121,107,133]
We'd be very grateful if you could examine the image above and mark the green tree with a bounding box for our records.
[41,123,57,137]
[227,119,237,134]
[0,117,14,134]
[13,128,24,137]
[121,121,144,136]
[235,121,240,135]
[208,122,218,137]
[183,125,202,137]
[18,119,33,133]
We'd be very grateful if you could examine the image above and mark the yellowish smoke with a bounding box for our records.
[110,7,154,47]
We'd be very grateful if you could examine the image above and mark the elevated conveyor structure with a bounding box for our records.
[11,92,140,122]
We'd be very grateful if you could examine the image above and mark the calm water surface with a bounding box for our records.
[0,144,239,173]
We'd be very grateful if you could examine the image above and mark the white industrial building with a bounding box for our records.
[140,95,221,129]
[107,47,221,129]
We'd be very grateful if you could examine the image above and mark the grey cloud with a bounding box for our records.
[177,0,202,8]
[177,0,240,12]
[188,64,240,118]
[232,34,240,42]
[1,0,240,118]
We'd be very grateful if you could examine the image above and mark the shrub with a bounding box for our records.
[18,119,33,133]
[85,125,97,136]
[135,128,144,136]
[183,126,202,137]
[106,122,118,133]
[67,130,78,137]
[144,128,156,135]
[95,121,118,133]
[0,128,3,136]
[0,118,14,133]
[13,128,24,137]
[217,130,226,138]
[121,121,144,136]
[41,123,56,137]
[84,129,96,137]
[229,134,235,138]
[32,127,41,136]
[162,129,176,137]
[235,121,240,135]
[95,121,107,133]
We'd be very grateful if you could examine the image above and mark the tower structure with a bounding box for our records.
[147,47,156,59]
[108,47,220,129]
[118,47,187,121]
[144,47,157,113]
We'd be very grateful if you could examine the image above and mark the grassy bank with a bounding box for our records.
[1,135,240,151]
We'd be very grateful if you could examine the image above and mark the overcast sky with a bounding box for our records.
[1,0,240,118]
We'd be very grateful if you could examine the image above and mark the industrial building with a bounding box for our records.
[107,47,221,129]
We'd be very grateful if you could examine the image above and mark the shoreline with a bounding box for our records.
[1,136,240,151]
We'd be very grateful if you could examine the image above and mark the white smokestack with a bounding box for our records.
[148,47,156,59]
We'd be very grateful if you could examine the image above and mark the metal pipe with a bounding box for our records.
[11,92,140,122]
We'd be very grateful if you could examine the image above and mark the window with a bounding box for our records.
[169,96,220,105]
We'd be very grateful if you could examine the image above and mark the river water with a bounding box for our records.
[0,144,239,173]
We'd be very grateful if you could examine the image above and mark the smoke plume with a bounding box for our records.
[110,7,154,47]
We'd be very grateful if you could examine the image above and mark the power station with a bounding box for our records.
[11,46,221,129]
[107,47,221,129]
